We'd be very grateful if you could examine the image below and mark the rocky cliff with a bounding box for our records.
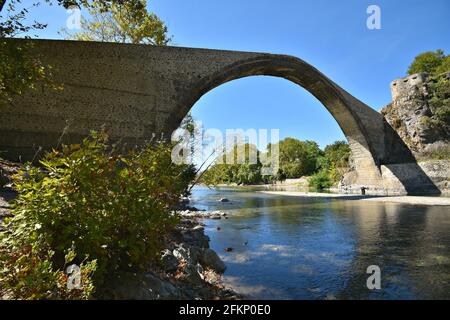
[381,72,450,158]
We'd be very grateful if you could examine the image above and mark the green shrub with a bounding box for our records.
[0,243,96,300]
[428,76,450,125]
[308,170,333,191]
[0,131,195,299]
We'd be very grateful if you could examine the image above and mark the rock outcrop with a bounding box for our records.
[89,218,237,300]
[381,72,450,156]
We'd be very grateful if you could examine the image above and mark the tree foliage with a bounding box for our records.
[407,49,448,76]
[322,140,351,169]
[276,138,323,179]
[0,0,56,104]
[202,138,351,188]
[202,143,262,185]
[0,40,58,104]
[60,0,170,45]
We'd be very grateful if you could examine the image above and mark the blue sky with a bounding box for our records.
[22,0,450,148]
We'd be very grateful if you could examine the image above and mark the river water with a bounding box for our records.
[190,186,450,300]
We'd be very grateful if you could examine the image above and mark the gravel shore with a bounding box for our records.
[260,191,450,206]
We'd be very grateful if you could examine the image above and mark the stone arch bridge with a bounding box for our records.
[0,39,439,195]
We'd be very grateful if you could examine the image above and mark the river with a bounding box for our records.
[190,186,450,300]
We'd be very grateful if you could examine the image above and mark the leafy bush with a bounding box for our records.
[308,170,333,190]
[0,131,195,299]
[428,76,450,125]
[0,243,96,300]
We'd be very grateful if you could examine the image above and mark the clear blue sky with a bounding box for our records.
[23,0,450,148]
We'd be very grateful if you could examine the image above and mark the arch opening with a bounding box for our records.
[166,55,385,188]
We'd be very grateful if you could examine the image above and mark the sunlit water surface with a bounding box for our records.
[190,186,450,299]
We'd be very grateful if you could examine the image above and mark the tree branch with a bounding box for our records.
[0,0,7,13]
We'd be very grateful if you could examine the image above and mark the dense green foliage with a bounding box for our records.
[202,143,263,185]
[276,138,323,179]
[428,76,450,125]
[0,131,195,299]
[202,138,351,190]
[322,140,351,169]
[407,50,449,76]
[308,140,350,190]
[308,170,333,191]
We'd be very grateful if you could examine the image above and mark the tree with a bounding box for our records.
[0,1,152,38]
[60,0,170,45]
[407,50,448,76]
[201,143,263,186]
[276,138,323,178]
[323,140,350,169]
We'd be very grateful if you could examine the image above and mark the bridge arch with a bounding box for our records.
[166,54,384,187]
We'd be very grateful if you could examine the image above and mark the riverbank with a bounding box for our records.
[259,190,450,206]
[99,215,240,300]
[0,189,240,300]
[0,161,240,300]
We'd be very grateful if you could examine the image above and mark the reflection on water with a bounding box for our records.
[190,186,450,299]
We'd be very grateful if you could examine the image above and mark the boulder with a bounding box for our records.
[182,263,204,287]
[160,249,179,273]
[105,272,181,300]
[173,244,200,265]
[200,248,226,273]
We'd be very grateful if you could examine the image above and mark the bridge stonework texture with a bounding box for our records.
[0,39,439,195]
